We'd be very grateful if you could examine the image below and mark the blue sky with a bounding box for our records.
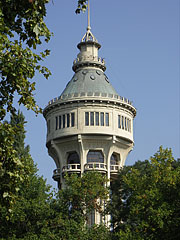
[23,0,179,188]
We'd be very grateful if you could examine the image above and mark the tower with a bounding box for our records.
[43,0,136,225]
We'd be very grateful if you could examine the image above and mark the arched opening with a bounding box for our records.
[110,153,120,173]
[62,152,81,175]
[110,153,119,165]
[85,150,106,172]
[67,152,80,164]
[87,150,104,163]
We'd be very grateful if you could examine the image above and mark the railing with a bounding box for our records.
[73,56,105,65]
[84,163,107,172]
[110,165,120,173]
[47,93,133,107]
[52,168,61,181]
[62,164,81,174]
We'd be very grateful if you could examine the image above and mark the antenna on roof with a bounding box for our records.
[81,0,97,42]
[87,0,91,30]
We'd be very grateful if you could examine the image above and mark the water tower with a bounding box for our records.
[43,0,136,225]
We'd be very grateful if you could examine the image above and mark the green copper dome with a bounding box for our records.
[61,68,118,97]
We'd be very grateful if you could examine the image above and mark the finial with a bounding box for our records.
[87,0,91,30]
[81,0,97,42]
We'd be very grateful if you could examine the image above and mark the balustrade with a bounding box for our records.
[62,164,81,174]
[110,165,119,173]
[84,163,107,172]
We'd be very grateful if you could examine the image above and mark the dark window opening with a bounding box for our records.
[95,112,99,126]
[105,113,109,126]
[125,117,127,130]
[63,114,65,128]
[71,113,75,127]
[67,152,80,164]
[85,112,89,126]
[90,112,94,126]
[122,116,124,129]
[118,115,121,128]
[47,120,51,134]
[87,150,104,163]
[67,114,70,128]
[100,112,104,126]
[55,116,58,130]
[110,153,118,165]
[59,116,61,129]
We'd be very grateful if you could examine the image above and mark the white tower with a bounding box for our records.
[43,1,136,225]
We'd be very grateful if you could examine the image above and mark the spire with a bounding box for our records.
[72,0,106,72]
[81,0,97,42]
[87,0,91,31]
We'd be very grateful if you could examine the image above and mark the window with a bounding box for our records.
[67,152,80,164]
[125,117,127,130]
[118,115,121,128]
[95,112,99,126]
[122,116,124,129]
[55,116,58,130]
[86,112,109,127]
[90,210,95,225]
[129,119,131,132]
[71,113,75,127]
[85,112,89,126]
[100,112,104,126]
[90,112,94,126]
[63,114,65,128]
[127,119,129,131]
[118,115,132,132]
[56,113,75,130]
[47,120,50,134]
[87,150,104,163]
[105,113,109,126]
[67,114,70,128]
[59,116,61,129]
[110,154,118,165]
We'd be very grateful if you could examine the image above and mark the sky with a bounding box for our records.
[22,0,179,189]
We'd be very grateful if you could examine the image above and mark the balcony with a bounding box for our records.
[110,165,120,180]
[62,164,81,175]
[110,165,120,173]
[84,163,107,173]
[52,168,61,181]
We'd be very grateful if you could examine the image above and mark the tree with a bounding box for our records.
[109,147,180,240]
[0,2,110,239]
[0,0,52,219]
[76,0,88,14]
[43,172,109,240]
[0,0,52,120]
[0,111,52,239]
[0,113,109,240]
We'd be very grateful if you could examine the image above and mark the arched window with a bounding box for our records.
[67,152,80,164]
[87,150,104,163]
[110,153,119,165]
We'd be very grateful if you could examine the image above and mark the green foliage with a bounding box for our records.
[109,146,180,240]
[0,2,111,239]
[0,111,51,239]
[43,172,109,240]
[60,172,108,218]
[0,126,110,240]
[86,224,111,240]
[0,0,52,120]
[76,0,88,14]
[0,0,52,233]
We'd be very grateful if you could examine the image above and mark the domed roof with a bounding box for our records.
[61,68,118,97]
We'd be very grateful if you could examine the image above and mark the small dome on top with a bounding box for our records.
[60,69,118,97]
